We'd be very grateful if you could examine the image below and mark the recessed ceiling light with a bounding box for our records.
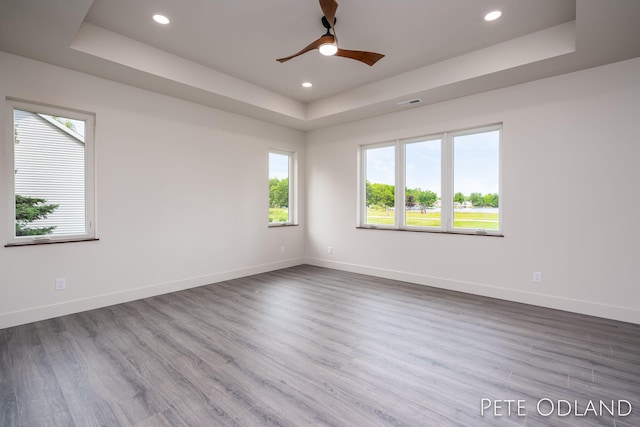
[484,10,502,21]
[153,14,170,25]
[302,82,313,88]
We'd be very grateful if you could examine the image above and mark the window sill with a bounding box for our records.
[5,238,100,247]
[356,226,503,237]
[268,223,299,228]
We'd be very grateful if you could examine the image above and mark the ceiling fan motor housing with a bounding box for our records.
[321,16,337,30]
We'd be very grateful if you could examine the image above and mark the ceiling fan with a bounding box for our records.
[276,0,385,66]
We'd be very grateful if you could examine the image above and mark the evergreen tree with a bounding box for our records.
[406,194,416,208]
[15,195,59,236]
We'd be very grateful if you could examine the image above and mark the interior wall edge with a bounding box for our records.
[0,258,305,329]
[304,257,640,325]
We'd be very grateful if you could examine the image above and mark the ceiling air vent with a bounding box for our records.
[396,98,423,107]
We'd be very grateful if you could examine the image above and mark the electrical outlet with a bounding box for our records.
[280,246,285,255]
[533,271,542,283]
[55,278,66,291]
[328,246,333,254]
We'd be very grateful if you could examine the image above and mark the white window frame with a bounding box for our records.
[5,99,96,245]
[400,134,443,231]
[268,148,297,226]
[360,141,398,229]
[359,124,502,236]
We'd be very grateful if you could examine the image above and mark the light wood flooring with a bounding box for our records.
[1,265,639,426]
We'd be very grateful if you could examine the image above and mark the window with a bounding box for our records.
[6,99,96,244]
[268,149,296,225]
[363,144,395,226]
[360,124,501,235]
[452,128,500,231]
[405,136,442,228]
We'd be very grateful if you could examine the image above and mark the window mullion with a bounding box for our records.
[442,132,453,231]
[6,106,15,241]
[360,146,370,227]
[396,141,404,229]
[288,153,293,224]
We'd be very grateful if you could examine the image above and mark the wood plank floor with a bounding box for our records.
[1,265,639,426]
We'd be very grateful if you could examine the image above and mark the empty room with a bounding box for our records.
[1,0,639,426]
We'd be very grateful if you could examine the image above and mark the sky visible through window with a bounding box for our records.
[453,130,499,195]
[367,131,499,195]
[366,145,395,184]
[269,152,289,179]
[406,138,441,195]
[42,115,86,140]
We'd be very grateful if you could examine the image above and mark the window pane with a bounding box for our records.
[405,139,441,228]
[269,152,290,223]
[14,109,87,237]
[453,130,500,230]
[365,145,395,225]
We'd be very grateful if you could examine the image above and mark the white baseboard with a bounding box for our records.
[4,257,637,329]
[305,257,640,325]
[0,258,305,329]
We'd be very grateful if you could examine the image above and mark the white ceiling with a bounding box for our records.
[83,0,576,103]
[1,0,640,130]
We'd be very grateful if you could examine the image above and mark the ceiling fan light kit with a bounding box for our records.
[319,42,338,56]
[276,0,384,66]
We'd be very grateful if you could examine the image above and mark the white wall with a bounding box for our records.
[2,51,639,328]
[305,57,640,324]
[0,52,306,328]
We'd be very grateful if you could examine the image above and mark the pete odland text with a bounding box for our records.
[480,399,632,417]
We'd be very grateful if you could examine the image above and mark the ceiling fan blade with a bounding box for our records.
[276,34,334,63]
[319,0,338,30]
[335,49,385,66]
[319,0,339,44]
